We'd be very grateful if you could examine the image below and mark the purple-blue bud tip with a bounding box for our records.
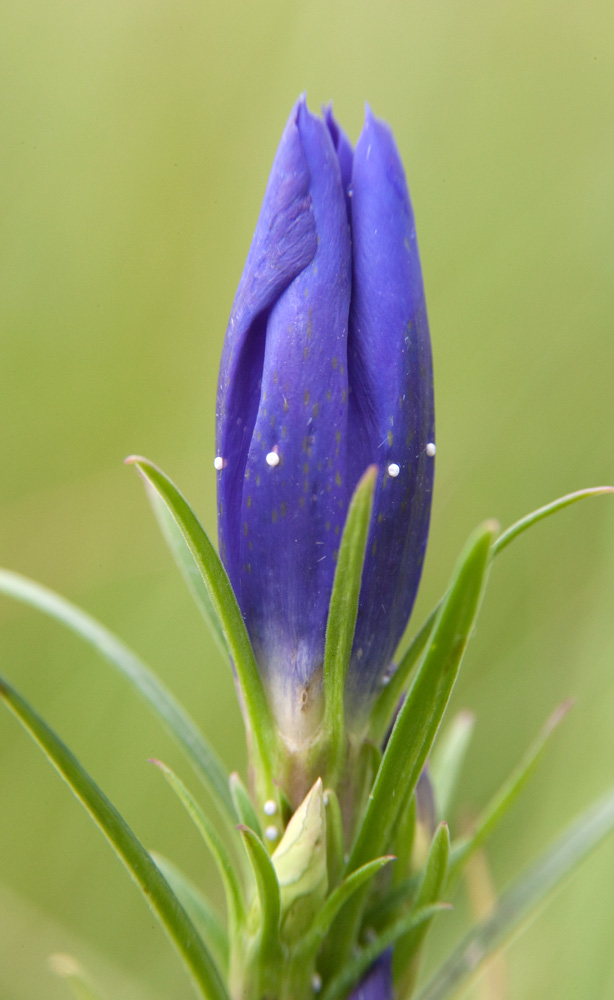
[216,98,434,742]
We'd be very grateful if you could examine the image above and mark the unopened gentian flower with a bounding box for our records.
[216,96,434,750]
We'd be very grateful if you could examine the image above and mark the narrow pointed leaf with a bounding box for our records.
[0,568,236,830]
[239,826,282,965]
[0,677,230,1000]
[492,486,614,556]
[324,788,345,890]
[416,788,614,1000]
[329,522,495,976]
[392,790,417,888]
[230,772,263,839]
[151,852,229,974]
[323,465,377,777]
[394,822,450,988]
[308,856,395,949]
[369,606,437,745]
[126,456,278,800]
[448,701,573,881]
[148,488,227,658]
[371,485,613,744]
[322,903,450,1000]
[430,710,476,821]
[151,759,245,933]
[349,522,496,873]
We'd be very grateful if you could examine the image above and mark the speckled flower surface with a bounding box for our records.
[216,97,434,742]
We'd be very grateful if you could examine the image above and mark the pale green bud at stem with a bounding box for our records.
[272,777,328,942]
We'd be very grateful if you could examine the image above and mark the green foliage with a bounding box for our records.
[323,466,377,782]
[0,677,230,1000]
[1,485,613,999]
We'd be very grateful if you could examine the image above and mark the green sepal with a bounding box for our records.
[430,709,476,821]
[151,852,229,975]
[272,778,328,943]
[48,954,104,1000]
[125,456,279,808]
[327,521,496,976]
[448,700,573,881]
[0,569,237,832]
[0,676,230,1000]
[394,822,451,990]
[349,521,496,871]
[416,788,614,1000]
[147,486,227,658]
[230,772,263,840]
[322,465,377,781]
[150,758,245,936]
[238,826,282,971]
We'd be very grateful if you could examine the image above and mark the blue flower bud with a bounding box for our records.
[348,952,393,1000]
[216,97,434,745]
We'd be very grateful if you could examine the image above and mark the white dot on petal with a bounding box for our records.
[265,825,279,842]
[265,451,280,467]
[312,974,323,993]
[387,463,400,478]
[213,456,224,471]
[426,442,436,457]
[263,799,277,816]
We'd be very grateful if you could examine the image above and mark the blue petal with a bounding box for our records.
[324,103,354,218]
[217,98,352,744]
[348,951,394,1000]
[346,107,435,714]
[216,98,318,585]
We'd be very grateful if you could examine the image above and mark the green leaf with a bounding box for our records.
[238,826,281,967]
[328,522,495,976]
[369,606,438,745]
[415,787,614,1000]
[323,465,377,780]
[324,788,345,890]
[391,790,417,888]
[230,772,263,840]
[308,856,395,949]
[447,700,572,881]
[349,522,496,873]
[0,568,236,832]
[48,954,104,1000]
[430,710,476,821]
[492,485,614,556]
[147,487,227,658]
[0,676,230,1000]
[151,852,229,975]
[364,872,421,928]
[151,758,245,935]
[321,903,451,1000]
[125,456,279,806]
[394,822,451,990]
[371,485,613,745]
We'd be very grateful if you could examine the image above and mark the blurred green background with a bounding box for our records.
[1,0,613,997]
